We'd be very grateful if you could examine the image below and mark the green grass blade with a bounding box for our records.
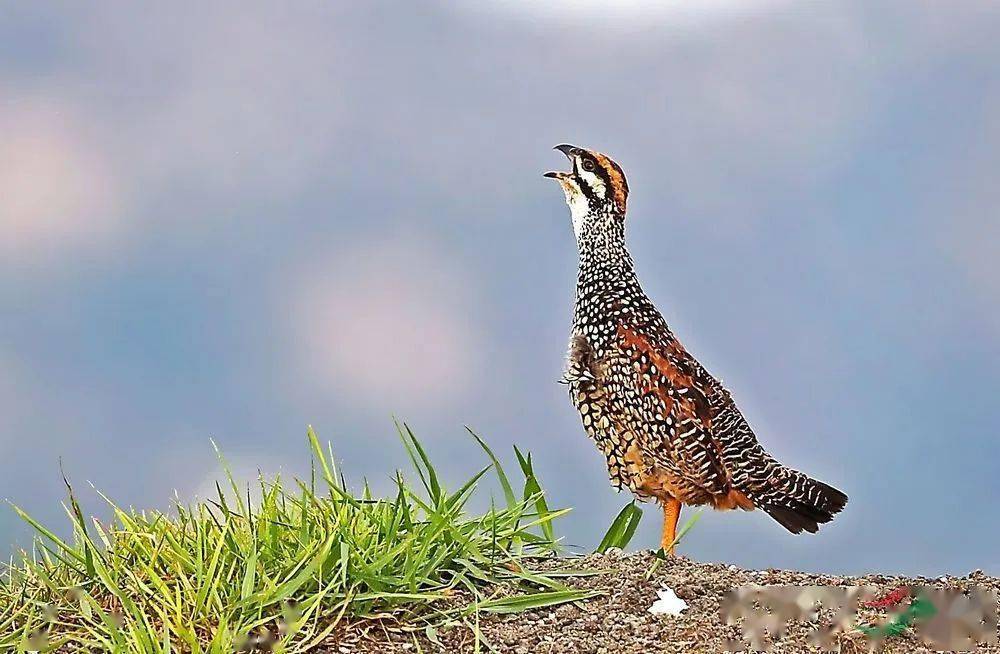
[478,589,600,613]
[669,509,702,550]
[595,502,643,553]
[467,428,516,509]
[512,447,556,546]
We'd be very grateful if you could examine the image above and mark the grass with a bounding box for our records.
[0,425,600,653]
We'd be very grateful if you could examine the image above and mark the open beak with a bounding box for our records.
[544,143,579,180]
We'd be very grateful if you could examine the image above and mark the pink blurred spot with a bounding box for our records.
[293,238,480,410]
[0,99,121,264]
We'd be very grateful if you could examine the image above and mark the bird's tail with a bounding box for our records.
[755,467,848,534]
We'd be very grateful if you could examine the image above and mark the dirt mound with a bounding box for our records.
[323,551,999,653]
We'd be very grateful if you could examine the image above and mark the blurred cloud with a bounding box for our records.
[0,97,122,265]
[185,455,294,508]
[479,0,789,26]
[97,4,347,198]
[290,235,481,412]
[352,1,878,229]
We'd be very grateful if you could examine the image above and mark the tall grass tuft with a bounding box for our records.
[0,425,595,653]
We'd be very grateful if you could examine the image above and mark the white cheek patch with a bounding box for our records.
[569,193,589,239]
[559,181,590,239]
[580,169,607,199]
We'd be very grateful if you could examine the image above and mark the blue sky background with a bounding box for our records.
[2,1,999,575]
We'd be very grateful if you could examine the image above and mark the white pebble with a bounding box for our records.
[648,587,688,616]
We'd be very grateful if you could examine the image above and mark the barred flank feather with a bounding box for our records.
[716,411,848,534]
[758,469,848,534]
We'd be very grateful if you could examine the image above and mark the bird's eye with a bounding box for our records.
[582,159,596,172]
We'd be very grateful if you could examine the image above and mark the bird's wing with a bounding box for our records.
[613,323,732,498]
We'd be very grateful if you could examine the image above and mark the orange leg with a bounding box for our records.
[660,498,682,555]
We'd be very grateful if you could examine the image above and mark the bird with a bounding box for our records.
[544,144,847,554]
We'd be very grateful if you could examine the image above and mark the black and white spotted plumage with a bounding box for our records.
[546,144,847,535]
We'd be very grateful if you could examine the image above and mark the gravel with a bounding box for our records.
[319,551,999,653]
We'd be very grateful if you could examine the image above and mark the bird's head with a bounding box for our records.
[544,144,629,238]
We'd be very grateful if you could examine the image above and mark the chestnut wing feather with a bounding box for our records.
[615,324,732,499]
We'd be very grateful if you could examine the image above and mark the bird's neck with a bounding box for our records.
[573,211,640,335]
[576,211,631,274]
